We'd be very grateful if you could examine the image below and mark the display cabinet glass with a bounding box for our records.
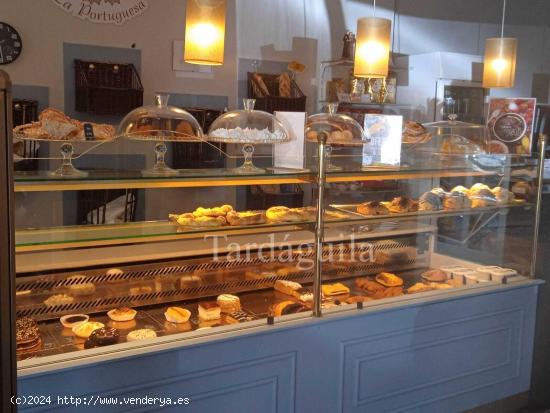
[11,118,544,375]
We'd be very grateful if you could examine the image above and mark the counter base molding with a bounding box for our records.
[17,283,538,413]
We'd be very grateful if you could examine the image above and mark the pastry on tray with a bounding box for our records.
[419,191,443,211]
[375,272,404,287]
[355,277,385,294]
[60,314,89,329]
[72,321,105,339]
[272,301,307,316]
[443,190,471,210]
[44,294,74,307]
[172,213,227,227]
[127,329,157,342]
[407,282,435,294]
[84,327,120,349]
[357,201,390,216]
[346,295,373,304]
[16,317,41,353]
[470,188,497,208]
[107,307,137,322]
[371,286,404,299]
[421,269,448,282]
[274,280,303,296]
[491,187,515,204]
[226,210,267,226]
[217,294,241,313]
[164,306,192,323]
[402,121,432,144]
[468,183,491,196]
[321,282,350,296]
[193,205,234,218]
[14,108,115,141]
[388,196,418,213]
[451,185,469,196]
[198,301,221,321]
[226,311,256,324]
[266,206,307,223]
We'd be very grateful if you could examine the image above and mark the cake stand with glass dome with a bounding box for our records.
[305,102,365,171]
[118,93,205,177]
[12,134,115,178]
[305,103,365,317]
[207,99,290,175]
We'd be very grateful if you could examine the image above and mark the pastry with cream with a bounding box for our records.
[127,329,157,342]
[107,307,137,322]
[216,294,241,313]
[198,301,221,321]
[164,307,192,323]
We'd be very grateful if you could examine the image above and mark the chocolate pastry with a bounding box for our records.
[227,311,256,323]
[16,317,39,344]
[84,327,120,349]
[281,303,306,315]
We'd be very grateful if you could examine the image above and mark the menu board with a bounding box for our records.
[487,98,536,155]
[362,114,402,168]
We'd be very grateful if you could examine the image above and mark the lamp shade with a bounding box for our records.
[482,37,517,88]
[184,0,226,65]
[353,17,391,78]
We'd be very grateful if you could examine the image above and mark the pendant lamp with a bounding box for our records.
[482,0,517,88]
[353,0,392,78]
[184,0,226,66]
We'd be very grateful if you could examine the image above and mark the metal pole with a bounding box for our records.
[313,132,328,317]
[0,70,16,412]
[530,133,547,277]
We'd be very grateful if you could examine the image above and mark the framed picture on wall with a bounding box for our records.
[487,98,536,156]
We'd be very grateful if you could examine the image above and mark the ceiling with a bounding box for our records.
[351,0,550,27]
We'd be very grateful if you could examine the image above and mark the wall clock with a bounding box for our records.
[0,22,22,65]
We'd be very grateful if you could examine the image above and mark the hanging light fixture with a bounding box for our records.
[482,0,517,88]
[184,0,226,66]
[353,0,392,78]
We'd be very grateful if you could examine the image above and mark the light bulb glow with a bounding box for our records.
[188,23,221,49]
[357,41,387,64]
[482,37,517,88]
[491,58,508,72]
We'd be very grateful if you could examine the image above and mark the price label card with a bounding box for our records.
[83,123,95,140]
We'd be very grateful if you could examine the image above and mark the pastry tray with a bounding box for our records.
[16,234,431,322]
[330,201,530,222]
[18,267,480,361]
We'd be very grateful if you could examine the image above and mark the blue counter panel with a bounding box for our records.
[18,284,538,413]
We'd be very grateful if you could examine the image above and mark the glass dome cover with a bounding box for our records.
[421,114,489,156]
[207,99,290,143]
[118,93,204,142]
[306,103,364,146]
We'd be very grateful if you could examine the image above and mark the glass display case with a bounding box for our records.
[9,104,545,377]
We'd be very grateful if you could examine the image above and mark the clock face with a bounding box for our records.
[0,22,22,65]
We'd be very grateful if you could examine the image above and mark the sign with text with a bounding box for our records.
[51,0,148,25]
[487,98,536,156]
[362,114,402,168]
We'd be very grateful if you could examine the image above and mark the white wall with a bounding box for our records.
[0,0,239,109]
[237,0,550,103]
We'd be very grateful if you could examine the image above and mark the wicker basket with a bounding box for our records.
[247,72,306,113]
[75,59,143,115]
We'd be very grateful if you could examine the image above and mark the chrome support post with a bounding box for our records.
[313,131,328,317]
[530,133,547,277]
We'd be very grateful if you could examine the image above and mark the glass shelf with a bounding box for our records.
[15,202,531,252]
[13,161,537,192]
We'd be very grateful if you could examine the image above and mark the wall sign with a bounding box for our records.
[51,0,148,25]
[487,98,536,155]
